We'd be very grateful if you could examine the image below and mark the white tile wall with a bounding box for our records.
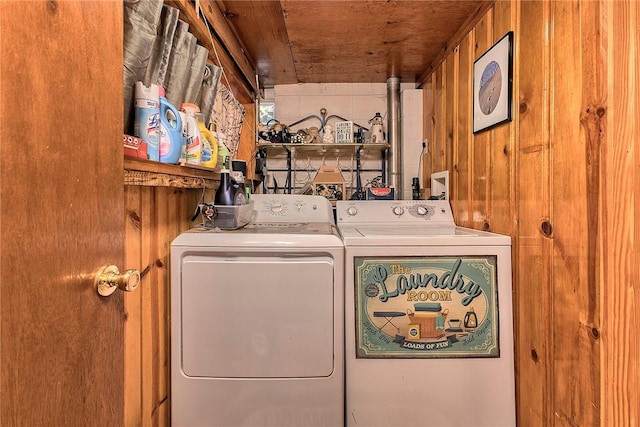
[259,83,422,199]
[274,83,387,131]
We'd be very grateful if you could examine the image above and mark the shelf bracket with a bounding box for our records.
[285,146,293,194]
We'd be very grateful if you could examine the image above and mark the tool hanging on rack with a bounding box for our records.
[350,146,366,200]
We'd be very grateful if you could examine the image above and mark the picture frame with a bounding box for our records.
[334,120,354,144]
[473,31,514,133]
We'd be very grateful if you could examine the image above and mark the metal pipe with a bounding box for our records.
[386,76,401,196]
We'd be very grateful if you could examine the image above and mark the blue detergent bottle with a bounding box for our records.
[158,88,183,164]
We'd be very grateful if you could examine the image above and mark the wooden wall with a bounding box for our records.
[123,185,206,426]
[421,0,639,425]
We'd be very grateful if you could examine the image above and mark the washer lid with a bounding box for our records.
[339,224,511,246]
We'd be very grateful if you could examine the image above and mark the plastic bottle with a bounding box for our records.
[177,111,188,165]
[214,157,246,206]
[214,164,235,206]
[158,89,183,164]
[196,113,218,169]
[211,123,230,169]
[133,82,160,161]
[233,182,247,205]
[180,103,202,165]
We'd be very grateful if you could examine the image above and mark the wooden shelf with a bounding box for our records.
[124,156,219,188]
[256,142,389,153]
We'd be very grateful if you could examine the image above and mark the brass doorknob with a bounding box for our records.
[96,264,140,297]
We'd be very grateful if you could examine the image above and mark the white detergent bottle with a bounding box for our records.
[180,103,202,165]
[133,82,160,161]
[177,111,188,165]
[195,112,218,169]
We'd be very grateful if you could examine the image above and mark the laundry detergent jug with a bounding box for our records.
[181,103,202,165]
[158,92,183,164]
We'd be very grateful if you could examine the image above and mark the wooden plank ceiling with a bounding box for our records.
[218,0,486,88]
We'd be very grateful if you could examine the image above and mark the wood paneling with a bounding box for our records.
[455,34,473,227]
[420,0,638,425]
[602,1,639,425]
[551,2,599,424]
[237,102,257,182]
[124,185,205,426]
[516,1,552,424]
[488,0,515,237]
[471,12,492,232]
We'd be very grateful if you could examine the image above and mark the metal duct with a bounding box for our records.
[386,77,401,195]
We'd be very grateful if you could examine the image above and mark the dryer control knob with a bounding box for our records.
[270,203,284,213]
[346,206,358,216]
[416,206,429,216]
[392,206,405,216]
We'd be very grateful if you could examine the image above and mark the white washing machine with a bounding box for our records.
[171,194,344,427]
[336,200,515,427]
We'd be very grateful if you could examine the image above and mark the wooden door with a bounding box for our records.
[0,2,127,425]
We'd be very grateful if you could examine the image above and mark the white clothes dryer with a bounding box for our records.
[336,200,515,427]
[171,194,344,427]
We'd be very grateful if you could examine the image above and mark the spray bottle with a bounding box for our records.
[133,82,160,161]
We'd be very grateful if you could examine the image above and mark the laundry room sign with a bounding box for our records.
[354,256,500,358]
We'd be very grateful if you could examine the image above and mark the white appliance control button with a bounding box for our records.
[392,206,405,216]
[270,203,284,213]
[416,206,429,216]
[346,206,358,216]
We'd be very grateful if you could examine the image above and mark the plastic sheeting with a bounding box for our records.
[163,20,196,108]
[123,0,164,133]
[144,5,179,88]
[197,63,222,126]
[183,45,209,105]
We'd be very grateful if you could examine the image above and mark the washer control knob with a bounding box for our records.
[392,206,405,216]
[346,206,358,216]
[416,206,429,216]
[270,203,284,213]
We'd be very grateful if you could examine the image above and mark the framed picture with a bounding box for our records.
[473,31,514,133]
[334,121,354,144]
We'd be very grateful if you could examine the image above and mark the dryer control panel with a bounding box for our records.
[336,200,454,225]
[252,194,335,223]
